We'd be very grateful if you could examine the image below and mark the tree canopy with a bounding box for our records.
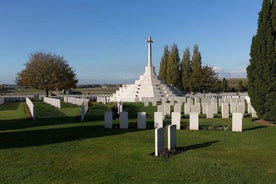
[17,51,78,96]
[247,0,276,123]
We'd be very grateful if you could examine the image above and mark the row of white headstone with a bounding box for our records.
[0,97,4,105]
[156,101,257,118]
[104,111,146,129]
[154,111,243,132]
[155,125,177,156]
[96,96,110,104]
[26,97,36,120]
[64,96,88,106]
[43,97,61,109]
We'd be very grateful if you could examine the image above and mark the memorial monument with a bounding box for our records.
[110,36,179,102]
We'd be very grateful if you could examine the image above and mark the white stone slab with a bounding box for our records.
[43,97,61,109]
[154,112,163,128]
[206,105,214,118]
[119,111,128,129]
[237,102,245,114]
[26,97,36,120]
[222,103,229,118]
[0,97,5,105]
[189,112,199,130]
[232,113,243,132]
[191,103,201,114]
[155,127,164,157]
[168,125,177,150]
[81,101,89,121]
[164,103,171,115]
[184,103,190,114]
[137,112,146,129]
[172,112,181,129]
[230,102,237,113]
[104,112,113,128]
[174,103,181,113]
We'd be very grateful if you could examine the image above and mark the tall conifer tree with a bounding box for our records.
[190,44,203,92]
[181,47,192,93]
[159,45,169,82]
[247,0,276,122]
[166,44,181,87]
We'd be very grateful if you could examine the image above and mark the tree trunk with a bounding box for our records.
[46,89,49,97]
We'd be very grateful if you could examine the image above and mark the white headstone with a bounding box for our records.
[191,103,201,114]
[174,103,181,113]
[222,103,229,118]
[172,112,181,129]
[155,127,164,156]
[232,113,243,132]
[230,102,237,113]
[164,103,171,115]
[120,111,128,129]
[189,112,199,130]
[206,105,214,118]
[184,103,190,114]
[137,112,146,129]
[168,125,177,150]
[154,112,163,128]
[104,112,113,128]
[237,102,245,114]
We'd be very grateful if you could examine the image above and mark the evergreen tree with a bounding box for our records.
[221,78,228,92]
[201,65,219,93]
[238,80,243,92]
[166,44,181,87]
[181,47,192,93]
[247,0,276,123]
[190,44,202,92]
[159,45,169,82]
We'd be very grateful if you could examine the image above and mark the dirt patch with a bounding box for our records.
[255,119,276,126]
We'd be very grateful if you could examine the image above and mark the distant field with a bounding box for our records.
[0,101,275,183]
[1,86,119,95]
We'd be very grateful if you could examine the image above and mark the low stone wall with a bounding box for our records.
[81,101,89,121]
[26,97,36,120]
[64,96,88,106]
[0,97,4,105]
[43,97,61,109]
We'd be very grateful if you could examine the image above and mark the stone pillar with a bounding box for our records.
[104,112,113,128]
[155,127,164,157]
[232,113,243,132]
[137,112,146,129]
[172,112,181,129]
[119,111,128,129]
[154,112,163,128]
[189,112,199,130]
[168,125,177,150]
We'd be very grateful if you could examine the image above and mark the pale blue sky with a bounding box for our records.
[0,0,262,84]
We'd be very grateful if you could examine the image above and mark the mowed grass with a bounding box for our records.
[0,102,275,183]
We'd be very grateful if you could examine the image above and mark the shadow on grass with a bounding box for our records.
[150,140,219,158]
[0,125,140,149]
[243,126,267,131]
[0,102,20,110]
[0,116,81,131]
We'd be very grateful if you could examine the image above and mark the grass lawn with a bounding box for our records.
[0,102,275,183]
